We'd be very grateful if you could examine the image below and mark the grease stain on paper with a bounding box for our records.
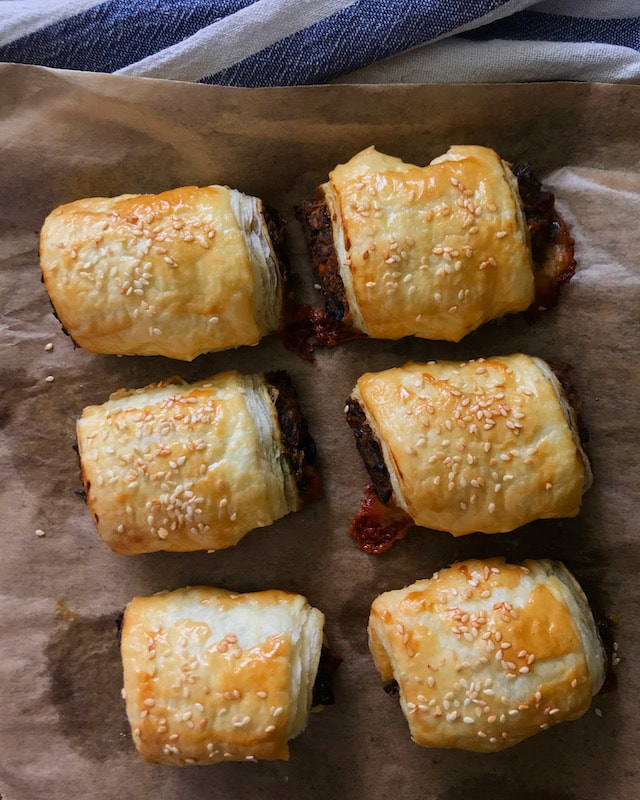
[45,610,131,760]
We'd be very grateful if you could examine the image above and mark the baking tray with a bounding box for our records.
[1,64,639,799]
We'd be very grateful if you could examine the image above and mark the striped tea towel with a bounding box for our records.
[1,0,639,86]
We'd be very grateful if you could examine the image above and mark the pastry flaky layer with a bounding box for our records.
[368,558,606,753]
[322,145,534,341]
[40,185,285,360]
[77,370,319,554]
[349,354,591,536]
[121,586,325,764]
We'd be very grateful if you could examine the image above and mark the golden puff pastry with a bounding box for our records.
[40,185,287,360]
[346,354,591,548]
[121,586,326,764]
[296,145,575,344]
[368,558,607,752]
[77,370,321,554]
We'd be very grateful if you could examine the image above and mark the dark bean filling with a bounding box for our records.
[265,370,322,507]
[294,196,349,323]
[312,646,342,707]
[344,397,392,504]
[511,161,576,312]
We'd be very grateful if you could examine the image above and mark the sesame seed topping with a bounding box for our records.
[35,528,46,537]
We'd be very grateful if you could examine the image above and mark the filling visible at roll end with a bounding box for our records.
[345,355,592,551]
[295,146,576,351]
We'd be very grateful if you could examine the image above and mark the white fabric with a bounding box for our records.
[333,38,640,85]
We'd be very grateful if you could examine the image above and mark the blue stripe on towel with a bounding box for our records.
[0,0,259,72]
[204,0,514,86]
[462,11,640,50]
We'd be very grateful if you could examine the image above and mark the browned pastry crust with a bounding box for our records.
[347,354,591,539]
[368,558,606,752]
[40,186,288,360]
[77,370,321,554]
[121,586,325,764]
[296,146,575,344]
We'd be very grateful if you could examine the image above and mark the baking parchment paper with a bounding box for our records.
[0,63,639,800]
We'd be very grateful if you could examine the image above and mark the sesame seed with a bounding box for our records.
[35,528,46,537]
[45,375,55,383]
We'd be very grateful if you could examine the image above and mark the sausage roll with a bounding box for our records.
[40,185,288,360]
[77,370,321,554]
[345,354,591,552]
[296,145,575,344]
[121,586,326,764]
[368,558,607,752]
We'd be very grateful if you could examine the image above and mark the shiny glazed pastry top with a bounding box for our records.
[77,370,320,554]
[296,145,575,344]
[346,354,591,544]
[40,185,287,360]
[368,558,606,752]
[121,586,325,764]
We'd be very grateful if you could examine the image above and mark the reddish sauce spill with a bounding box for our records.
[348,484,413,554]
[281,304,360,362]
